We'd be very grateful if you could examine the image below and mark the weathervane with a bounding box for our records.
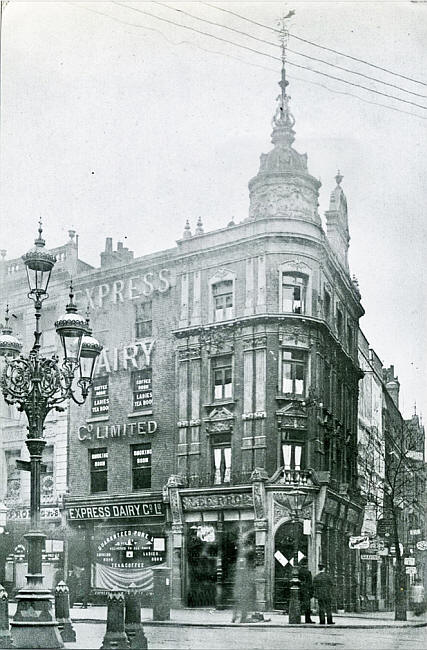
[277,9,295,66]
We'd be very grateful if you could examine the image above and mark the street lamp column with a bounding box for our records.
[0,224,102,649]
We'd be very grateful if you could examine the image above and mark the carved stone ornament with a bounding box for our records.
[252,481,266,520]
[251,467,269,482]
[276,401,307,430]
[205,405,234,434]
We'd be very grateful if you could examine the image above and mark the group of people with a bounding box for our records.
[298,559,335,625]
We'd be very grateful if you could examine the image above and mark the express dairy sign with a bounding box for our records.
[68,501,164,520]
[74,269,172,310]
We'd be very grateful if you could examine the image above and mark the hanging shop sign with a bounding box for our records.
[67,500,164,521]
[416,540,427,551]
[404,557,416,566]
[133,369,153,411]
[349,536,370,550]
[409,529,421,536]
[182,493,253,511]
[78,420,157,442]
[361,504,377,537]
[6,506,61,522]
[406,567,417,575]
[377,518,393,537]
[360,554,380,561]
[91,376,109,417]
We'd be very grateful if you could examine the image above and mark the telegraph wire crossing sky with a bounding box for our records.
[0,1,426,422]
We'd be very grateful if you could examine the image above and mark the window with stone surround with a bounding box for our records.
[281,273,306,314]
[212,355,233,401]
[281,429,306,470]
[211,433,231,484]
[212,280,233,322]
[281,349,306,396]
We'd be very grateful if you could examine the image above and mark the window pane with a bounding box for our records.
[282,286,294,312]
[282,444,292,468]
[294,445,302,469]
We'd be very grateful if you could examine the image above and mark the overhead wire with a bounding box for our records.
[69,2,427,120]
[154,1,426,99]
[202,1,427,87]
[114,2,427,111]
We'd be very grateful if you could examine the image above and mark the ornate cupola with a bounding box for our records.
[325,171,350,272]
[248,20,321,225]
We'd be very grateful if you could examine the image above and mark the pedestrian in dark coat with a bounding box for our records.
[313,564,335,625]
[298,558,314,623]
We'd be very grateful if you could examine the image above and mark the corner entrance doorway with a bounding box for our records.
[274,521,308,611]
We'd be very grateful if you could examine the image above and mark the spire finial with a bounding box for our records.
[66,279,77,313]
[195,216,204,235]
[272,10,296,147]
[335,170,343,186]
[183,220,192,239]
[2,304,11,334]
[34,218,46,248]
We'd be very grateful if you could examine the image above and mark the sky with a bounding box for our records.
[0,0,426,420]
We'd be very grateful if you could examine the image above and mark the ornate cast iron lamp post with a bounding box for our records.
[0,224,102,649]
[283,489,309,624]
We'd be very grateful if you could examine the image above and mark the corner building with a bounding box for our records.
[66,67,365,610]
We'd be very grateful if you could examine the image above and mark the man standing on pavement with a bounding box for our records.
[313,564,335,625]
[298,558,314,623]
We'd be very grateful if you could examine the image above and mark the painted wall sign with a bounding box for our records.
[360,554,380,561]
[91,376,109,417]
[96,340,155,375]
[74,269,172,310]
[182,493,253,511]
[67,501,164,521]
[133,369,153,411]
[7,506,61,522]
[78,420,157,442]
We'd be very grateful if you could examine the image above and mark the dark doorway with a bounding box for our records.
[274,521,308,611]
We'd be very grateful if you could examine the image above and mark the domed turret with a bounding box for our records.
[248,61,321,225]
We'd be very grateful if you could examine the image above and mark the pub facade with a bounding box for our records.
[1,63,367,611]
[65,63,365,610]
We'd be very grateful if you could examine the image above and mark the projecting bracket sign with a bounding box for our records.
[349,536,370,550]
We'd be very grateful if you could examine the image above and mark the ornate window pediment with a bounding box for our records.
[204,405,234,435]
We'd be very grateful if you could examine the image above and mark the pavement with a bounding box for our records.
[7,602,427,629]
[65,605,427,628]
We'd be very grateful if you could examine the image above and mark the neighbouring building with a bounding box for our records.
[0,231,92,594]
[357,345,426,612]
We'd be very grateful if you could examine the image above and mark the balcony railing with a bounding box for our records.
[180,468,314,488]
[279,468,312,485]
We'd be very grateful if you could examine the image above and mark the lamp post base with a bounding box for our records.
[11,589,63,649]
[288,581,301,624]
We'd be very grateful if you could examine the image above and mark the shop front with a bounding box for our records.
[66,495,167,602]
